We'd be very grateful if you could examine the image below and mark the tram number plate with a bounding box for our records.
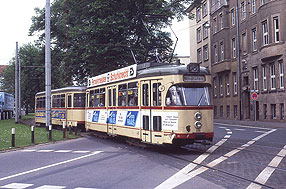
[194,134,205,140]
[183,75,205,82]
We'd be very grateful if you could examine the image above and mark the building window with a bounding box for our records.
[251,0,256,14]
[202,2,207,18]
[262,21,269,46]
[281,103,285,120]
[273,17,280,43]
[226,74,230,96]
[220,13,223,30]
[203,23,209,39]
[261,0,268,6]
[213,77,217,97]
[241,2,246,21]
[214,106,217,117]
[253,67,259,91]
[252,28,257,51]
[242,33,247,55]
[271,104,276,119]
[203,44,209,61]
[220,106,223,117]
[227,105,230,117]
[219,76,223,96]
[214,44,218,63]
[279,62,284,89]
[196,7,201,22]
[233,73,238,95]
[197,27,202,42]
[231,8,235,26]
[213,18,217,34]
[197,48,202,63]
[270,63,276,90]
[234,105,238,118]
[263,104,267,119]
[232,38,236,59]
[263,66,267,91]
[220,41,224,61]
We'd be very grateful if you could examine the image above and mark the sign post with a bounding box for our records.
[251,92,259,121]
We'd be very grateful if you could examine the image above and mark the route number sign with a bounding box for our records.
[251,92,258,100]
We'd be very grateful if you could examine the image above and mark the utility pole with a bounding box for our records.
[45,0,52,128]
[15,42,19,124]
[236,0,243,120]
[19,59,21,119]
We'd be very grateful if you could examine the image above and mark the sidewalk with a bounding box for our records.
[214,118,286,130]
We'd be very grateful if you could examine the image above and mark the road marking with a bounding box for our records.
[72,151,91,154]
[254,130,266,133]
[0,151,102,182]
[234,128,246,131]
[37,150,54,153]
[215,122,272,130]
[35,185,66,189]
[0,183,33,189]
[21,150,36,152]
[54,150,72,153]
[155,128,232,189]
[75,188,98,189]
[156,129,276,189]
[247,145,286,189]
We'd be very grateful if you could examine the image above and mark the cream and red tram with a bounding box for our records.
[35,86,86,130]
[86,63,213,145]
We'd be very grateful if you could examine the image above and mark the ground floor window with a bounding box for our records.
[227,105,230,117]
[234,105,238,118]
[220,106,223,117]
[263,104,267,119]
[214,106,217,118]
[281,103,285,120]
[271,104,277,119]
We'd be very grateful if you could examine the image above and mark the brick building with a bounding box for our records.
[187,0,286,122]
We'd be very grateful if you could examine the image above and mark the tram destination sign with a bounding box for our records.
[88,64,137,87]
[183,75,206,82]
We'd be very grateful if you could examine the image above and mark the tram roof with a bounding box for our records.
[35,86,86,96]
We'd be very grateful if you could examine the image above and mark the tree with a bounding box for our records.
[1,44,65,113]
[29,0,191,84]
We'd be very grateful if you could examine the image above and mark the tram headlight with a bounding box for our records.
[195,121,202,129]
[194,112,202,121]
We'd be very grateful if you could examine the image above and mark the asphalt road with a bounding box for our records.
[0,123,285,189]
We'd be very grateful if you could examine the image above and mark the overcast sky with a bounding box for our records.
[0,0,189,65]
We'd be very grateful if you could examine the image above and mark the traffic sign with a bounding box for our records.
[251,92,258,100]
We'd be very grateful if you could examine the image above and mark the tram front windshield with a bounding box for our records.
[166,85,211,106]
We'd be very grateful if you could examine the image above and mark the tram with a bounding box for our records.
[35,86,86,130]
[86,62,213,145]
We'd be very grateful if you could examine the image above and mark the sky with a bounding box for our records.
[0,0,190,65]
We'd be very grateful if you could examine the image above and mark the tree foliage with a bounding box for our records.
[29,0,191,84]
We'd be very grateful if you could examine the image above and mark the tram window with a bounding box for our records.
[128,82,138,106]
[143,115,149,130]
[118,84,127,106]
[68,95,72,107]
[153,116,162,131]
[108,89,112,107]
[36,97,45,108]
[94,88,105,107]
[74,93,86,107]
[153,83,162,106]
[113,88,116,107]
[142,84,149,106]
[52,94,65,108]
[89,90,95,107]
[166,85,211,106]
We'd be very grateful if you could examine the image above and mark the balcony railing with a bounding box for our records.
[211,0,228,14]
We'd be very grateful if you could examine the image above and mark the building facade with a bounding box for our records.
[188,0,286,122]
[186,0,212,71]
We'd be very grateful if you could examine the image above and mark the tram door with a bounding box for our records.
[107,86,117,135]
[66,93,72,126]
[141,80,163,143]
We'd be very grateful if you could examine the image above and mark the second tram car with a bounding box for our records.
[35,86,86,130]
[86,63,213,145]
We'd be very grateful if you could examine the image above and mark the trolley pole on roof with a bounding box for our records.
[15,42,19,124]
[45,0,52,128]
